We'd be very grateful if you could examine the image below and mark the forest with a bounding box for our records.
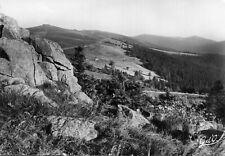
[125,44,225,93]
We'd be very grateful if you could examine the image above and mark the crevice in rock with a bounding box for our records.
[54,61,70,70]
[0,47,10,61]
[0,72,12,77]
[32,56,37,85]
[23,37,43,55]
[0,73,13,77]
[0,25,4,38]
[42,56,54,63]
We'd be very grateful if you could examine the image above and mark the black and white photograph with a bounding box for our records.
[0,0,225,155]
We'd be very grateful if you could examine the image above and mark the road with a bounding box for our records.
[143,90,207,98]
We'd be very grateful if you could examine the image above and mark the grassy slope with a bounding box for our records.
[83,40,158,79]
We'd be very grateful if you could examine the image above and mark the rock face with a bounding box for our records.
[47,116,98,141]
[29,36,92,103]
[0,37,48,86]
[31,37,72,70]
[0,13,92,105]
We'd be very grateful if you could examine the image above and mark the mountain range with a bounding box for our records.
[135,34,225,55]
[28,24,225,55]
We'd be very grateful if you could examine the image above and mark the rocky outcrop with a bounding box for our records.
[0,13,29,39]
[0,13,92,105]
[47,116,98,141]
[0,37,48,87]
[30,36,92,103]
[31,37,72,70]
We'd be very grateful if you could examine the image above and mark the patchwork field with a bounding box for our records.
[83,39,159,80]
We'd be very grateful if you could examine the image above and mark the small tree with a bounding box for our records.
[109,60,115,70]
[73,46,85,74]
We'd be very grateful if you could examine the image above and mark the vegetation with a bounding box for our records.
[206,80,225,124]
[1,41,224,155]
[126,44,225,93]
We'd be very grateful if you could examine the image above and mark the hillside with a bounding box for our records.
[29,25,162,80]
[1,13,225,156]
[29,24,225,93]
[135,34,225,55]
[84,39,160,80]
[127,43,225,93]
[29,25,225,55]
[28,24,97,47]
[28,24,147,49]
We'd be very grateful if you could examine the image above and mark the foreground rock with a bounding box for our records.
[47,116,98,141]
[118,105,150,137]
[0,37,48,86]
[0,13,92,105]
[28,36,92,104]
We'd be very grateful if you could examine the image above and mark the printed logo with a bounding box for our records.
[197,129,224,147]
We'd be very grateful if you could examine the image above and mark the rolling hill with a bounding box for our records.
[28,24,149,49]
[28,24,225,92]
[28,24,97,48]
[135,34,225,55]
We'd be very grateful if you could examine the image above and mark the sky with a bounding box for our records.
[1,0,225,41]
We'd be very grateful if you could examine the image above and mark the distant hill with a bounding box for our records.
[28,25,132,48]
[28,24,97,48]
[135,34,225,55]
[28,25,148,49]
[28,24,225,93]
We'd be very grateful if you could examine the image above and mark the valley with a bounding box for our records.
[0,12,224,156]
[29,24,225,93]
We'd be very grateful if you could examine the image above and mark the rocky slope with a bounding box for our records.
[0,13,92,106]
[0,13,94,142]
[1,13,225,156]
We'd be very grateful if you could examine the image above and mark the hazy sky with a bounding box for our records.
[1,0,225,41]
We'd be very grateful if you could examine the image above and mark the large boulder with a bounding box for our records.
[0,13,29,39]
[118,105,150,131]
[47,116,98,141]
[0,37,48,86]
[75,91,93,104]
[57,70,81,93]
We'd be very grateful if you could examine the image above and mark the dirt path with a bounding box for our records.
[143,90,207,98]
